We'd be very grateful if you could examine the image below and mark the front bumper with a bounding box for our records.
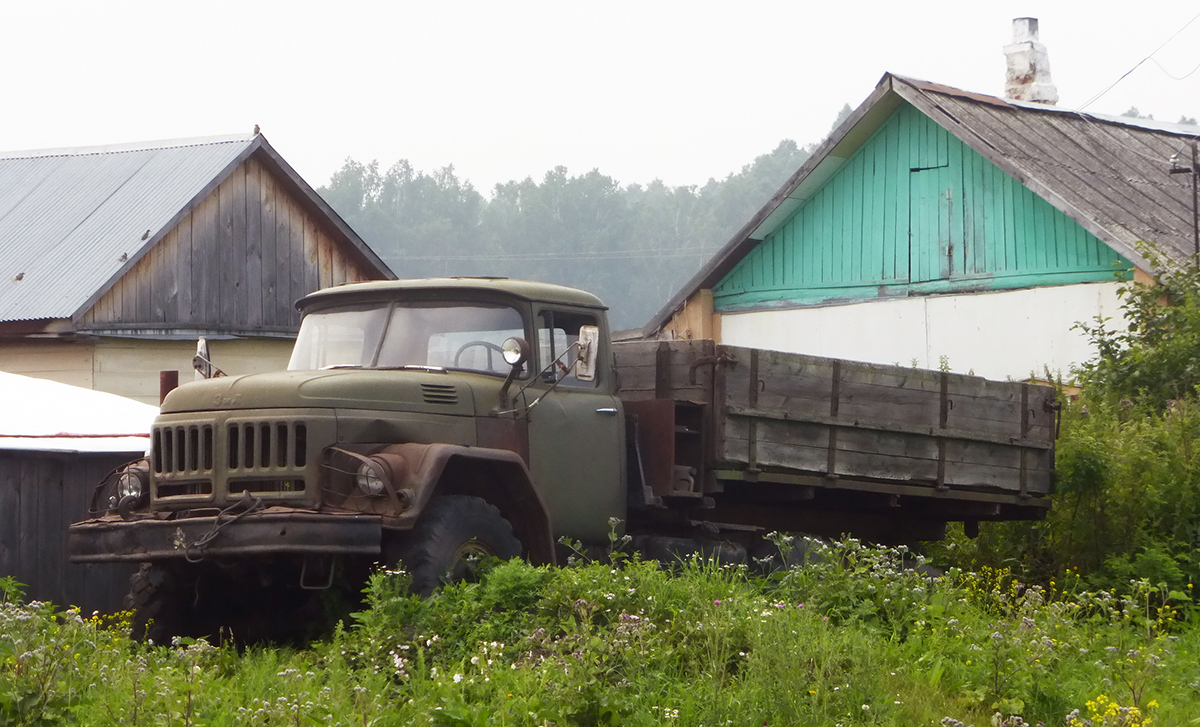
[68,510,382,563]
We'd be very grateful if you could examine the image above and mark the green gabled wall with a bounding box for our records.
[714,104,1131,311]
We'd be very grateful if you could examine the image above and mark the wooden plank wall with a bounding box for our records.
[613,339,714,403]
[80,156,380,334]
[713,103,1130,310]
[715,345,1055,495]
[0,451,137,613]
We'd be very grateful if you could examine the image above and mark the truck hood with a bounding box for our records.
[161,370,480,416]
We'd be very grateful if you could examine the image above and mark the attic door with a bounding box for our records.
[908,165,954,283]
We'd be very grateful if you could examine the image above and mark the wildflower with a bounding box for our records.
[453,673,464,683]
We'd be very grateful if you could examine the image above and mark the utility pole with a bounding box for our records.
[1169,139,1200,268]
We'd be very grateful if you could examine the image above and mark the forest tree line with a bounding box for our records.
[317,107,855,329]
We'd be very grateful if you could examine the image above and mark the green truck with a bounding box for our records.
[69,278,1057,641]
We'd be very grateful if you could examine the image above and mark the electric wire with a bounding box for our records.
[1077,10,1200,112]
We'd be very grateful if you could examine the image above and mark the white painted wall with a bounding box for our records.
[718,282,1126,381]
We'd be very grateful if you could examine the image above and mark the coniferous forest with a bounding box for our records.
[318,138,819,330]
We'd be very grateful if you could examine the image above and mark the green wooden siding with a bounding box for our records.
[714,104,1131,310]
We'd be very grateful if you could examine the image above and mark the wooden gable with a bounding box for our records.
[714,103,1132,312]
[77,154,380,336]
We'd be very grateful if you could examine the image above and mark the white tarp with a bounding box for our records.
[0,371,158,453]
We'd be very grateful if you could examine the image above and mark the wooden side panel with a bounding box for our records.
[78,156,386,335]
[612,339,714,403]
[701,343,1055,496]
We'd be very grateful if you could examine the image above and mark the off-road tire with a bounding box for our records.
[125,563,193,644]
[401,495,522,596]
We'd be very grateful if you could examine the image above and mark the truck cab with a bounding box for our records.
[70,278,625,640]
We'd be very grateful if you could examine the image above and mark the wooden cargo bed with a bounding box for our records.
[614,339,1057,540]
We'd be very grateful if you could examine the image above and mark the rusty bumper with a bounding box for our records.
[68,511,382,563]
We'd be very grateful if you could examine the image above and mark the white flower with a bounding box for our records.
[453,673,464,683]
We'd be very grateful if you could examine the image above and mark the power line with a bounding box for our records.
[1078,10,1200,112]
[1150,55,1200,82]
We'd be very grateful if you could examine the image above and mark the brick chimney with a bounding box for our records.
[1004,17,1058,105]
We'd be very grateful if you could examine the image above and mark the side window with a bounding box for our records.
[536,310,599,388]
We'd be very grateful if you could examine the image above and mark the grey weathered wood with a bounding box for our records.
[192,193,218,323]
[618,339,1056,504]
[244,162,264,328]
[175,218,193,324]
[260,167,278,327]
[226,165,248,327]
[0,452,138,613]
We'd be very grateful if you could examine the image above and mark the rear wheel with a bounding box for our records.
[401,495,522,596]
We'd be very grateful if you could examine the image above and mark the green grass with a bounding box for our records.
[2,540,1198,726]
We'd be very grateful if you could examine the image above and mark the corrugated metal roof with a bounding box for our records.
[0,134,255,322]
[645,73,1200,334]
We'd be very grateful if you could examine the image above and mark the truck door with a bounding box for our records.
[525,307,626,543]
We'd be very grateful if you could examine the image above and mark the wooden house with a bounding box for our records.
[0,133,394,404]
[644,73,1200,380]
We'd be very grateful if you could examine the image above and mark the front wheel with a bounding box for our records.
[125,563,194,643]
[400,496,522,596]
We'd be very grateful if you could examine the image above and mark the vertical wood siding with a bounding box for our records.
[714,104,1131,310]
[0,452,137,614]
[80,156,379,333]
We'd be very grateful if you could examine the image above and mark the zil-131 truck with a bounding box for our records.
[69,278,1057,641]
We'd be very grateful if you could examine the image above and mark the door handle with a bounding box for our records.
[596,408,618,415]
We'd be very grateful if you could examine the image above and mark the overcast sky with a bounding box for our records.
[2,1,1198,194]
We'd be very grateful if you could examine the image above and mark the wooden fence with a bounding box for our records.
[0,450,137,613]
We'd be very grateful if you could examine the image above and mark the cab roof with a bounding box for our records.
[297,277,607,311]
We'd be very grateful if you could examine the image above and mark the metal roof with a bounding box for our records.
[0,133,393,324]
[645,73,1200,335]
[0,135,255,322]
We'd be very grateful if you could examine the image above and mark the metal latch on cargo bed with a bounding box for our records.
[688,352,736,385]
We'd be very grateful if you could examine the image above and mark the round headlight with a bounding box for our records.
[117,471,145,499]
[501,337,529,366]
[355,461,386,496]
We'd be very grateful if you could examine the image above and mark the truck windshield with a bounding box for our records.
[288,302,527,375]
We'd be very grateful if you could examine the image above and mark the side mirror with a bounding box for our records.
[192,337,226,380]
[575,325,600,382]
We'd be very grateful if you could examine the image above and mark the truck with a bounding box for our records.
[68,278,1058,641]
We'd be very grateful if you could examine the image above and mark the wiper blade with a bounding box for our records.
[381,365,447,372]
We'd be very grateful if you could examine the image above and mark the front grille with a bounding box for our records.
[157,481,214,498]
[227,421,308,471]
[421,383,458,405]
[229,478,306,494]
[153,425,215,474]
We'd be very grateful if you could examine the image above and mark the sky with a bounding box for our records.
[2,1,1198,195]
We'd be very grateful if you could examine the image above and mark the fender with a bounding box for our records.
[374,442,556,566]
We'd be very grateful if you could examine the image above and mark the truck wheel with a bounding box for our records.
[401,496,522,596]
[125,563,192,643]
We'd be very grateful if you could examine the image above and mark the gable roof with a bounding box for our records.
[645,72,1200,335]
[0,133,392,323]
